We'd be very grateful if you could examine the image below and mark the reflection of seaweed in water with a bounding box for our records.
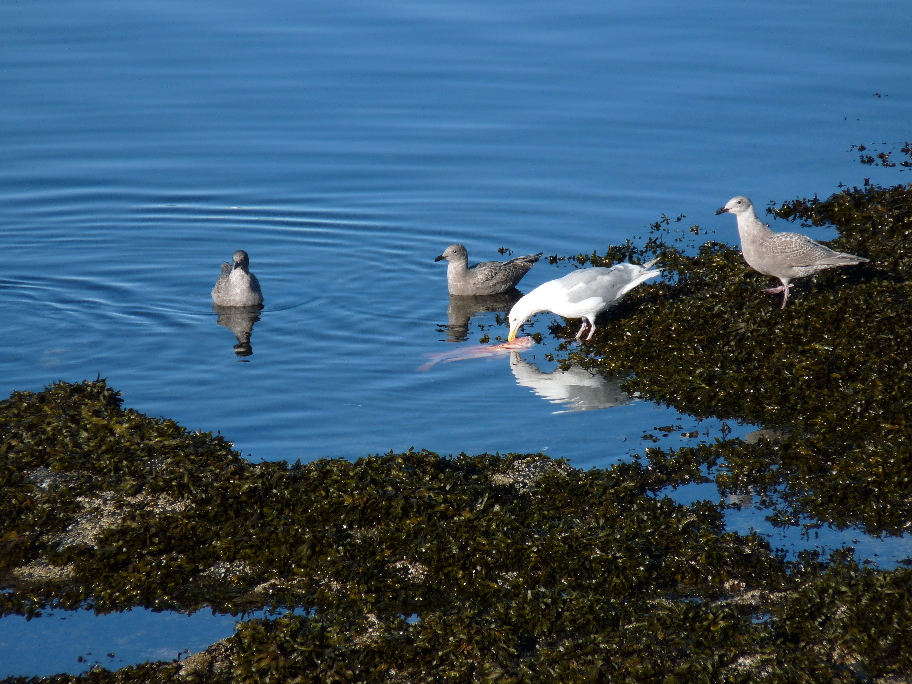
[213,305,262,357]
[509,352,632,412]
[439,291,521,342]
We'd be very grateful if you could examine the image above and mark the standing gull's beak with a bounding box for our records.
[714,206,729,215]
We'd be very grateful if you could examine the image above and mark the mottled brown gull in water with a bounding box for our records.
[434,244,543,295]
[507,259,661,341]
[211,250,264,307]
[716,196,868,308]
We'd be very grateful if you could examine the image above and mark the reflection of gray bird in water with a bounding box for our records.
[212,250,264,307]
[508,259,661,341]
[715,196,868,308]
[435,244,543,295]
[213,305,261,357]
[509,353,632,412]
[442,291,522,342]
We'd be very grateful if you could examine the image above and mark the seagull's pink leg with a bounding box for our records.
[761,281,793,308]
[575,320,589,339]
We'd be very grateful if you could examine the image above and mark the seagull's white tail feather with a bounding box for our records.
[641,257,660,270]
[616,264,662,298]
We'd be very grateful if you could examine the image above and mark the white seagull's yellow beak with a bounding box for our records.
[507,328,517,342]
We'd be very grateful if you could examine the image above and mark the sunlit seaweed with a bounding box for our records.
[561,181,912,540]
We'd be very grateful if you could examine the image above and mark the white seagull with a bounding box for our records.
[507,259,661,341]
[716,196,868,308]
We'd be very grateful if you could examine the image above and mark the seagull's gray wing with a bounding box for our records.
[472,254,542,290]
[557,267,636,304]
[763,232,864,267]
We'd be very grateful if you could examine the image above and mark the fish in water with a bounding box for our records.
[418,336,535,371]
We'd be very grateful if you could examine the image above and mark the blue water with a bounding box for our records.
[0,609,242,676]
[1,0,911,676]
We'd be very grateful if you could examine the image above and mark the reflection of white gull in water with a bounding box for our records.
[213,305,262,357]
[507,259,661,341]
[715,196,868,308]
[442,291,522,342]
[435,244,543,295]
[212,250,264,307]
[509,353,632,412]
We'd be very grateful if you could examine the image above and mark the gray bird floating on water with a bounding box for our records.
[507,259,661,341]
[211,250,264,307]
[435,244,543,296]
[716,196,868,308]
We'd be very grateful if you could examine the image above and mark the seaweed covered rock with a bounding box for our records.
[2,378,912,682]
[774,182,912,277]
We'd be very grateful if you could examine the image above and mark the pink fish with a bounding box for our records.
[418,336,535,371]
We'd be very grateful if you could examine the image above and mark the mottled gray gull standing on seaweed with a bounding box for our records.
[211,250,264,307]
[715,196,868,308]
[435,244,543,295]
[507,259,661,341]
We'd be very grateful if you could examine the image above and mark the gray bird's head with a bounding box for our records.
[434,244,468,263]
[715,196,754,217]
[232,250,251,270]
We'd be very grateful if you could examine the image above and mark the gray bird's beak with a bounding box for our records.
[715,207,729,215]
[434,255,445,262]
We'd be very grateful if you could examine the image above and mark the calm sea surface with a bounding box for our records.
[1,0,911,676]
